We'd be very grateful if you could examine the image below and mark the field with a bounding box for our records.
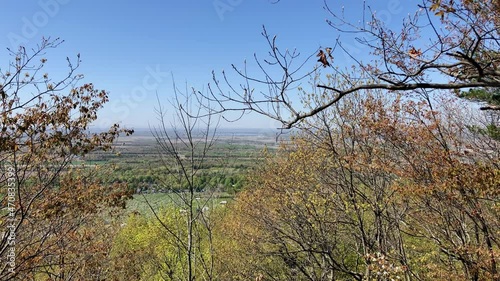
[125,192,234,216]
[80,128,282,211]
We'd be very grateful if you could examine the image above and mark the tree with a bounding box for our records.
[217,92,410,280]
[460,88,500,111]
[206,0,500,129]
[111,202,229,281]
[377,98,500,280]
[22,167,131,280]
[217,90,499,280]
[459,87,500,141]
[200,1,499,278]
[116,84,225,280]
[0,38,133,280]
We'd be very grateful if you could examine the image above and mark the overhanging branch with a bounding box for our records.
[278,81,500,129]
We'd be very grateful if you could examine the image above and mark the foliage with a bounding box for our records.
[2,1,500,279]
[459,88,500,107]
[0,38,132,280]
[218,92,499,280]
[111,205,226,281]
[20,167,131,280]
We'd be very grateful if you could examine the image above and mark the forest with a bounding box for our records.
[0,0,499,280]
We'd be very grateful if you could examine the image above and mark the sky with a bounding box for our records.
[1,0,414,130]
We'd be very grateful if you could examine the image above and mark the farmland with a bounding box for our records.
[78,128,281,209]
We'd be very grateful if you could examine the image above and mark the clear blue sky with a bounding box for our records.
[1,0,414,130]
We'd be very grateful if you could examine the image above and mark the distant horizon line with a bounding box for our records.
[87,127,296,137]
[90,123,287,131]
[89,126,291,132]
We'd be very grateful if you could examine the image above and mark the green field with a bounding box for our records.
[125,192,234,216]
[75,129,279,210]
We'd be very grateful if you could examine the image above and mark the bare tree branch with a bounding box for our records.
[205,1,500,129]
